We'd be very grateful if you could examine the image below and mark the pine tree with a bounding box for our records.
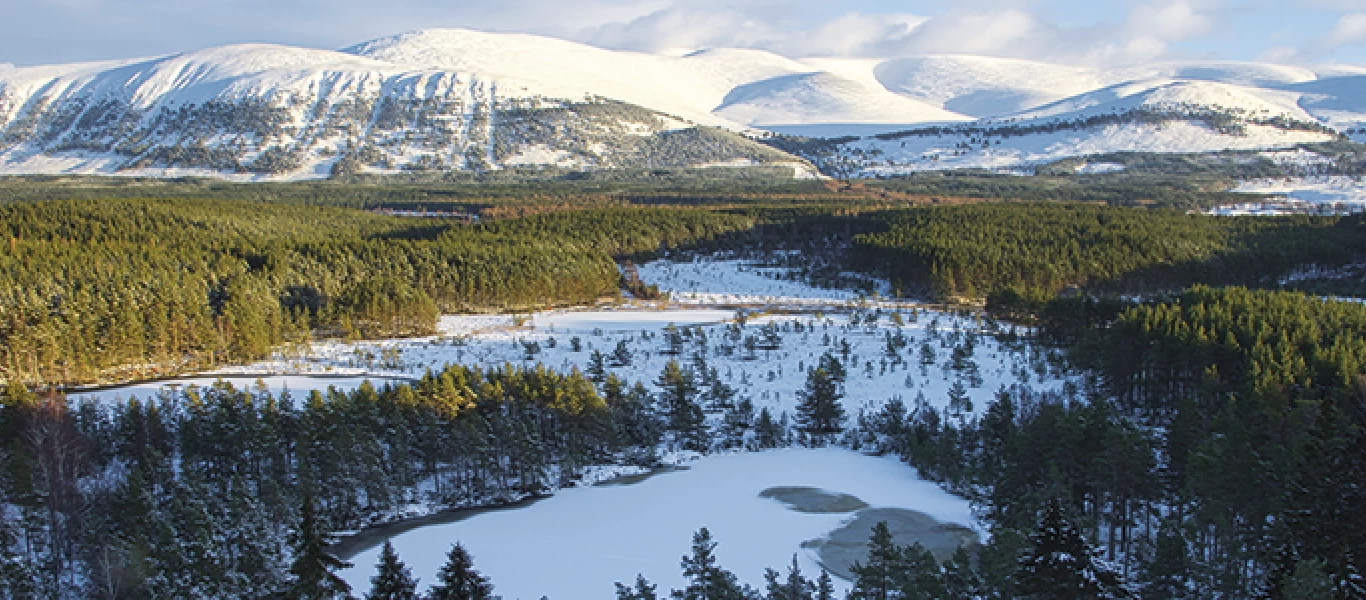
[899,542,946,600]
[1016,501,1129,599]
[611,340,634,367]
[764,555,814,600]
[673,527,747,600]
[1136,519,1191,599]
[588,350,608,383]
[754,407,784,449]
[428,543,494,600]
[941,545,982,600]
[367,540,419,600]
[795,359,845,443]
[617,574,659,600]
[656,360,707,451]
[849,521,905,600]
[286,490,353,600]
[813,570,835,600]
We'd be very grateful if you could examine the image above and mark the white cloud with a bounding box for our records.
[1326,12,1366,46]
[573,1,1228,66]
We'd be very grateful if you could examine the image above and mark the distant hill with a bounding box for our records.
[0,28,1362,179]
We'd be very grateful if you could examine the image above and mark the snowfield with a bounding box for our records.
[338,448,979,599]
[1231,176,1366,208]
[3,28,1366,179]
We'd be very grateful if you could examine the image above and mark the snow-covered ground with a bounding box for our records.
[338,447,978,599]
[1231,176,1366,208]
[4,30,1366,179]
[637,258,890,305]
[79,259,1062,421]
[73,256,1063,598]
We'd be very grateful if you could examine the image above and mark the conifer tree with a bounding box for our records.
[616,574,659,600]
[813,570,835,600]
[428,543,494,600]
[673,527,747,600]
[899,542,946,600]
[795,358,846,443]
[754,407,784,449]
[1016,501,1129,599]
[286,490,353,600]
[764,554,814,600]
[941,545,982,600]
[656,360,707,450]
[367,540,419,600]
[849,521,905,600]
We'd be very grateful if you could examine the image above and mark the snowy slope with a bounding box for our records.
[3,28,1366,179]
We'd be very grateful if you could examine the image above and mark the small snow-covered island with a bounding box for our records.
[2,7,1365,599]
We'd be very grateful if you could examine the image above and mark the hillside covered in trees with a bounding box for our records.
[850,203,1366,302]
[0,199,752,386]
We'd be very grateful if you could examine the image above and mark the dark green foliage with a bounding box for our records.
[657,360,708,451]
[763,555,814,600]
[287,490,353,600]
[428,543,494,600]
[794,356,846,441]
[367,540,419,600]
[1015,501,1128,599]
[672,527,750,600]
[852,203,1366,301]
[617,574,660,600]
[0,199,753,385]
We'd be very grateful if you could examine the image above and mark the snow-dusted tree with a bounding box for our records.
[849,521,904,600]
[617,574,660,600]
[795,358,846,443]
[1015,501,1129,599]
[367,540,419,600]
[611,340,634,367]
[657,360,707,450]
[286,490,353,600]
[428,543,494,600]
[755,407,785,449]
[941,545,983,600]
[813,570,835,600]
[763,554,815,600]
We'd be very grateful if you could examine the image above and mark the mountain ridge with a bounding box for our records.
[0,28,1361,180]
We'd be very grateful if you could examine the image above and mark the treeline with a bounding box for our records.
[0,200,754,386]
[849,203,1366,301]
[851,287,1366,597]
[0,363,657,598]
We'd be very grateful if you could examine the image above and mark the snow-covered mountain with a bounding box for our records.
[0,28,1363,180]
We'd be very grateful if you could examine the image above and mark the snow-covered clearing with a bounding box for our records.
[338,447,978,599]
[1231,176,1366,208]
[78,259,1063,422]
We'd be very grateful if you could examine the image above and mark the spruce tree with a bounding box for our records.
[286,490,353,600]
[367,540,419,600]
[428,543,494,600]
[1015,501,1128,599]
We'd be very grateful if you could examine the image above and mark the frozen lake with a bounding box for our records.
[338,448,978,599]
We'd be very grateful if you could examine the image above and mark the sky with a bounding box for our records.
[2,0,1365,68]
